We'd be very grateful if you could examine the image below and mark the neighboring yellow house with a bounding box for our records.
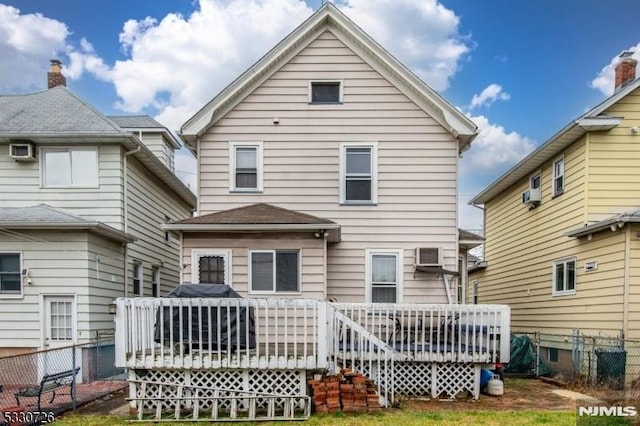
[470,52,640,348]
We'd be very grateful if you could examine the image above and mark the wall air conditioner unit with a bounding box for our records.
[9,142,36,161]
[415,247,442,267]
[522,187,541,205]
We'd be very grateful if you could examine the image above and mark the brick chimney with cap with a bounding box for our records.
[614,51,637,92]
[47,59,66,88]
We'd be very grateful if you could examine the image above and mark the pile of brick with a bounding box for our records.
[308,368,382,414]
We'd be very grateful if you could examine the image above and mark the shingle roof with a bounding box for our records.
[175,203,336,225]
[107,115,164,129]
[0,204,135,242]
[566,207,640,238]
[0,86,125,135]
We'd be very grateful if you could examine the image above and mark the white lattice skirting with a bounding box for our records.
[355,361,480,399]
[130,369,307,413]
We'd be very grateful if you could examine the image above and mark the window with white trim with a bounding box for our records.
[309,81,342,104]
[472,280,479,304]
[0,253,21,295]
[249,250,300,293]
[151,266,160,297]
[42,148,98,187]
[553,257,576,295]
[340,142,378,204]
[132,262,142,296]
[530,171,541,191]
[192,250,231,285]
[552,156,564,196]
[366,249,402,303]
[229,142,262,192]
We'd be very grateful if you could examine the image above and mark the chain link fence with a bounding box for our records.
[0,330,126,424]
[508,330,640,395]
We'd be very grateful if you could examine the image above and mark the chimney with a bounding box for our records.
[47,59,67,89]
[614,51,637,92]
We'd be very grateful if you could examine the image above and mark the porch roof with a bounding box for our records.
[163,203,341,242]
[566,208,640,238]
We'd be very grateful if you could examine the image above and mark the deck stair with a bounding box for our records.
[128,379,310,422]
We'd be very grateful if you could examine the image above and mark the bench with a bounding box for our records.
[15,367,80,410]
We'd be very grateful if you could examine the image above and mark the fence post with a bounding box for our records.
[534,332,540,377]
[589,336,596,387]
[72,345,77,410]
[571,329,579,375]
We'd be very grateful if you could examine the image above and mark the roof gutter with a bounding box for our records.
[566,216,640,238]
[0,222,135,243]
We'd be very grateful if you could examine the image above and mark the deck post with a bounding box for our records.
[114,298,126,367]
[316,301,328,369]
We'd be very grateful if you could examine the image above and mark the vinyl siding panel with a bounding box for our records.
[587,87,640,222]
[472,137,599,334]
[196,31,458,303]
[0,143,124,229]
[126,157,193,297]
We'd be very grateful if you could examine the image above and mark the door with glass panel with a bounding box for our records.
[40,296,81,381]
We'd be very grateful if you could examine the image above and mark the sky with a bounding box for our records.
[2,0,640,232]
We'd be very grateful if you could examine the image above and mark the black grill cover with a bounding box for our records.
[154,284,256,350]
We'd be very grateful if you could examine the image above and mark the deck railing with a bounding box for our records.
[330,303,510,364]
[115,298,510,370]
[115,297,326,370]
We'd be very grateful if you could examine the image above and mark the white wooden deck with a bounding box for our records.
[115,298,510,371]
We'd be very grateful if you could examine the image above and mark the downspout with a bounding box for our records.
[122,141,142,297]
[623,225,631,339]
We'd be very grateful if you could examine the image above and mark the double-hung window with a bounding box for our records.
[151,266,160,297]
[552,156,564,196]
[340,142,378,204]
[553,257,576,296]
[132,262,142,296]
[42,148,98,187]
[249,250,300,294]
[230,142,262,192]
[366,249,402,303]
[0,253,21,295]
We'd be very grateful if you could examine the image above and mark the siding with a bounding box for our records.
[196,30,459,303]
[627,223,640,340]
[472,137,604,334]
[587,86,640,222]
[125,156,193,297]
[0,144,124,229]
[139,133,175,171]
[182,232,325,299]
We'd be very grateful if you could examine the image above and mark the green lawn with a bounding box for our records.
[54,409,607,425]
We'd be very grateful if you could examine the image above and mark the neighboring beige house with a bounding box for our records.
[167,2,479,304]
[0,61,196,357]
[470,52,640,348]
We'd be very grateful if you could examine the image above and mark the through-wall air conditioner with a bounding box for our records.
[9,142,36,161]
[522,187,541,205]
[415,247,442,267]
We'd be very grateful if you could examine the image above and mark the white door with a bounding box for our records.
[39,296,81,382]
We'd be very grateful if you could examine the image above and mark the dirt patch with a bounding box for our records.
[400,378,579,412]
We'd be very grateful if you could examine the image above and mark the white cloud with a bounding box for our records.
[590,44,640,96]
[468,83,510,109]
[0,5,69,92]
[336,0,470,91]
[461,114,535,171]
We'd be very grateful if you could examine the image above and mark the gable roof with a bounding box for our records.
[164,203,341,242]
[566,208,640,238]
[469,79,640,205]
[0,204,134,243]
[180,2,476,151]
[0,86,196,207]
[108,115,182,149]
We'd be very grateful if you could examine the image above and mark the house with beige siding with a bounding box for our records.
[470,52,640,369]
[0,61,196,359]
[114,6,514,414]
[168,3,479,303]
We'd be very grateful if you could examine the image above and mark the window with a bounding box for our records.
[152,266,160,297]
[42,148,98,187]
[552,156,564,196]
[366,249,402,303]
[340,142,378,204]
[0,253,21,295]
[164,216,171,244]
[229,142,263,192]
[48,299,73,341]
[530,172,541,190]
[132,262,142,296]
[472,280,479,304]
[553,257,576,295]
[548,347,559,363]
[192,250,231,285]
[309,81,342,104]
[249,250,300,293]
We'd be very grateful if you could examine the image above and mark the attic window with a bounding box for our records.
[309,81,342,104]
